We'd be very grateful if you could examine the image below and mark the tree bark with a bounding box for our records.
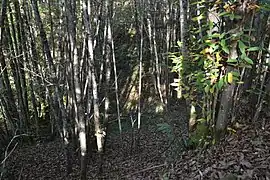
[215,40,238,140]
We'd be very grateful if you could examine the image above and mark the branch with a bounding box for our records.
[123,163,166,178]
[1,133,29,165]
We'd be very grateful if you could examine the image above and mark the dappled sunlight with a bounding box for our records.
[1,0,269,179]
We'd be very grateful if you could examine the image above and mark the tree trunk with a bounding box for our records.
[179,0,189,140]
[215,40,238,140]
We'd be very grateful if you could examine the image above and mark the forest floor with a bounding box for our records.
[4,104,270,180]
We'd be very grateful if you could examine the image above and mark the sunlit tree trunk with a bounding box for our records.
[179,0,189,140]
[67,0,87,178]
[108,1,121,135]
[152,10,164,105]
[104,0,110,130]
[179,0,188,98]
[83,0,104,157]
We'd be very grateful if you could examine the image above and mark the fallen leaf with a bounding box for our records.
[240,160,252,168]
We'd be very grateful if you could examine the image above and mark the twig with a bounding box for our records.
[0,133,29,180]
[0,142,18,165]
[123,163,166,178]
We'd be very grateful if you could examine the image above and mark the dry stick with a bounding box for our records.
[123,163,166,178]
[0,134,29,165]
[0,134,29,180]
[0,143,18,165]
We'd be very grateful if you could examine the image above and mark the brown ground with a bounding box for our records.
[3,109,270,180]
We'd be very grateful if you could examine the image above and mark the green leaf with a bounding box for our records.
[238,40,247,54]
[239,63,253,68]
[192,14,205,21]
[231,71,240,77]
[177,41,183,48]
[210,86,215,93]
[209,21,214,30]
[219,11,230,17]
[168,54,176,58]
[218,78,224,89]
[260,3,270,11]
[229,14,235,21]
[247,47,260,51]
[219,33,226,39]
[211,33,221,38]
[244,56,254,65]
[234,15,242,20]
[220,39,229,54]
[227,58,238,63]
[204,85,210,93]
[172,56,181,64]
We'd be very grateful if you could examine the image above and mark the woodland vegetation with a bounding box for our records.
[0,0,270,179]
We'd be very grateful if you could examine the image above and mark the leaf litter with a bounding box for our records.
[3,111,270,180]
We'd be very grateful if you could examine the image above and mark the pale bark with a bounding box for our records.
[67,0,87,178]
[110,18,122,135]
[104,0,111,128]
[146,10,157,95]
[153,16,164,105]
[137,0,143,130]
[83,0,104,155]
[179,0,189,140]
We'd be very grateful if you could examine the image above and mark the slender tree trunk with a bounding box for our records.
[165,0,171,106]
[109,15,122,135]
[104,0,110,129]
[179,0,189,140]
[215,40,238,140]
[135,0,143,131]
[153,13,164,105]
[146,9,158,95]
[48,0,55,58]
[67,0,87,179]
[83,2,104,176]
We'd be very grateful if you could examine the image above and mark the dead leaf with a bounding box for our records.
[240,160,252,168]
[246,169,254,178]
